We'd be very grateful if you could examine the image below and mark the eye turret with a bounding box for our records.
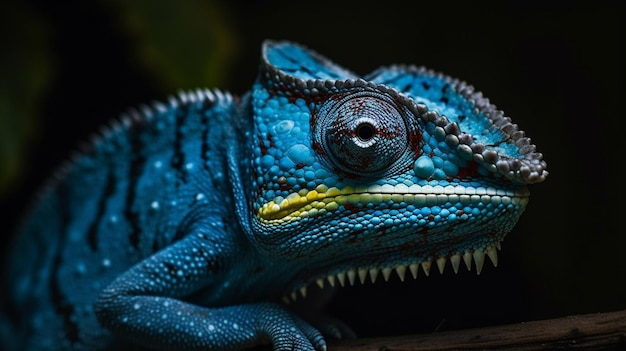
[313,91,416,179]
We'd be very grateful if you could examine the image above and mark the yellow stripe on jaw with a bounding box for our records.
[258,185,341,223]
[257,183,530,224]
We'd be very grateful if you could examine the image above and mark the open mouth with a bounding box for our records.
[282,244,501,303]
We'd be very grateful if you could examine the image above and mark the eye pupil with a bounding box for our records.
[356,123,375,141]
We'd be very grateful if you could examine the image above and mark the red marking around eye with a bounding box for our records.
[329,93,348,101]
[409,129,423,159]
[259,137,268,156]
[259,133,276,156]
[309,109,318,131]
[347,98,366,113]
[311,140,325,156]
[456,160,482,179]
[374,125,405,139]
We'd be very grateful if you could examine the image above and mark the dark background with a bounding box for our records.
[1,0,623,340]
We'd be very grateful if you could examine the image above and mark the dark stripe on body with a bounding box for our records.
[201,101,212,174]
[171,103,189,185]
[124,116,147,250]
[49,181,80,343]
[86,168,116,251]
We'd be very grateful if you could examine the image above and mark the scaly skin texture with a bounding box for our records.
[0,40,547,350]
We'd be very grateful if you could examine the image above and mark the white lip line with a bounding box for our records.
[351,183,530,197]
[282,245,501,303]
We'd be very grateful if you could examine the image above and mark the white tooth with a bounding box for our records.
[409,263,419,279]
[421,261,431,276]
[473,250,485,275]
[369,268,379,283]
[436,257,446,274]
[487,247,498,267]
[358,268,368,284]
[450,254,461,274]
[395,265,407,282]
[463,252,472,271]
[382,267,393,281]
[291,291,297,301]
[299,286,307,298]
[327,275,336,287]
[316,278,325,289]
[282,296,290,304]
[347,269,356,286]
[496,242,502,251]
[336,272,346,287]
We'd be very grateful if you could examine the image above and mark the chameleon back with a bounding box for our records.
[2,90,241,350]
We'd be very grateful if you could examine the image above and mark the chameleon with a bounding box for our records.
[1,40,547,350]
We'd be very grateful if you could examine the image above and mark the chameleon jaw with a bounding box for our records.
[257,183,530,224]
[281,245,501,303]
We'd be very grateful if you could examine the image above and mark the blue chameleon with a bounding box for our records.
[1,40,547,350]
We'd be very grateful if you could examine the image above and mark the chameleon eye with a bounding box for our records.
[314,92,411,177]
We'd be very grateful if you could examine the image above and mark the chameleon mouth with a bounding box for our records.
[281,245,501,303]
[258,183,529,224]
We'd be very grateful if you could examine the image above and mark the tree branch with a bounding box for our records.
[328,309,626,350]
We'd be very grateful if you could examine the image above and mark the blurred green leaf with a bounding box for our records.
[0,2,52,199]
[109,0,238,91]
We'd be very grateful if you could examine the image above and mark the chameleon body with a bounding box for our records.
[1,41,547,350]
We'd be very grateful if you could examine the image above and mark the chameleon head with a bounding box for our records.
[247,40,547,282]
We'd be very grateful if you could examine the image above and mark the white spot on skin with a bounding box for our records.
[75,263,86,275]
[208,324,215,331]
[133,303,141,310]
[185,163,194,170]
[109,215,118,223]
[154,161,162,168]
[195,193,205,201]
[151,201,159,210]
[102,259,111,268]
